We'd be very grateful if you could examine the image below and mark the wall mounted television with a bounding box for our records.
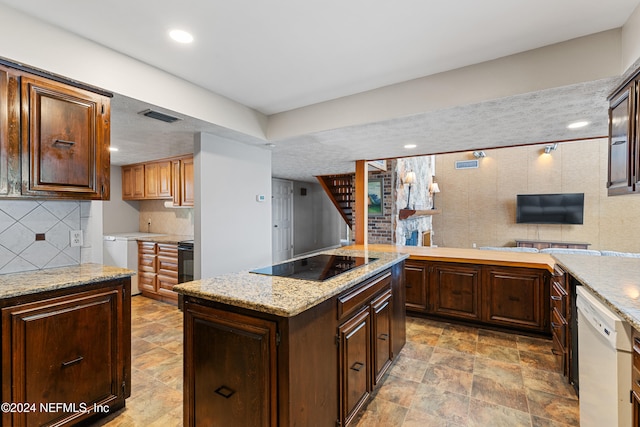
[516,193,584,224]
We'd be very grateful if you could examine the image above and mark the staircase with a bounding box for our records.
[317,174,354,227]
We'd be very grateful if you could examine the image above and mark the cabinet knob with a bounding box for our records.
[214,386,236,399]
[350,362,365,372]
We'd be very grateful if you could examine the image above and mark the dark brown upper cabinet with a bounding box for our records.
[0,58,112,200]
[608,71,640,196]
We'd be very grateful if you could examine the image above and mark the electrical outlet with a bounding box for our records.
[70,230,83,247]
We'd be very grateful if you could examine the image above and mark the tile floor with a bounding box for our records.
[93,296,579,427]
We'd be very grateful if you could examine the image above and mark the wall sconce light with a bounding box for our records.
[543,143,558,154]
[404,171,416,209]
[473,151,486,158]
[430,181,441,210]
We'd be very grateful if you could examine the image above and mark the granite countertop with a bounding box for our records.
[174,249,408,317]
[136,234,193,244]
[553,254,640,331]
[345,244,555,271]
[0,263,135,300]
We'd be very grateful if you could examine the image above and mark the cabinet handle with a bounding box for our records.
[350,362,365,372]
[378,333,389,341]
[551,321,561,329]
[61,356,83,368]
[551,295,562,301]
[451,290,462,295]
[612,140,626,146]
[406,283,413,288]
[508,296,520,302]
[54,139,76,146]
[551,348,562,356]
[214,386,236,399]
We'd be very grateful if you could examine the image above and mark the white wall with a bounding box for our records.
[292,181,342,255]
[102,166,140,234]
[194,133,272,278]
[622,3,640,72]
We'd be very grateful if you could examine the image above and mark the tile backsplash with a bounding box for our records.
[0,200,91,274]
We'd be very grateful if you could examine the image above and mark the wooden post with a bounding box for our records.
[354,160,368,245]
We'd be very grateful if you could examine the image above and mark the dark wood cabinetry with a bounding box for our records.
[184,304,277,427]
[405,260,550,334]
[122,155,193,204]
[430,263,481,321]
[608,70,640,195]
[483,266,547,331]
[550,265,570,376]
[633,329,640,426]
[1,278,130,426]
[138,241,179,304]
[405,260,428,311]
[0,60,111,200]
[182,263,405,427]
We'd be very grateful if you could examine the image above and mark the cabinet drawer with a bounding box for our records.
[551,282,568,318]
[158,243,178,257]
[157,275,178,300]
[551,308,567,348]
[634,335,640,373]
[138,272,157,292]
[139,254,156,272]
[138,241,156,254]
[338,272,391,321]
[157,255,178,277]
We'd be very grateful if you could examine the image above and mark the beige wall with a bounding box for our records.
[432,139,640,252]
[139,200,194,236]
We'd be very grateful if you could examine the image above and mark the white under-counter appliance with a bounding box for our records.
[103,232,165,295]
[576,285,632,426]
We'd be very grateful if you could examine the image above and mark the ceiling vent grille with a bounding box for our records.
[138,109,182,123]
[455,159,479,170]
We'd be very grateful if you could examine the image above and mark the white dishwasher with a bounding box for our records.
[576,285,632,427]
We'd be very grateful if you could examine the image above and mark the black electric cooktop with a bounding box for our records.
[250,254,378,281]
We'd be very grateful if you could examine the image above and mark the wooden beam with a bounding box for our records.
[354,160,368,245]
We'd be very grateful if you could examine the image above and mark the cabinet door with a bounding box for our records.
[429,263,481,321]
[338,307,371,427]
[122,164,144,200]
[371,289,393,384]
[483,267,547,332]
[145,161,172,199]
[181,156,194,206]
[2,288,123,426]
[21,75,109,199]
[633,391,640,427]
[184,303,277,427]
[608,82,634,195]
[404,260,427,312]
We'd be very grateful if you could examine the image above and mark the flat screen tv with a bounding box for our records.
[516,193,584,224]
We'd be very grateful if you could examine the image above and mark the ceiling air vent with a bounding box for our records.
[455,159,479,170]
[138,109,182,123]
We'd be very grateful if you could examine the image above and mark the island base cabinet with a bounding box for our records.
[1,281,130,427]
[429,263,481,321]
[338,307,371,427]
[183,303,277,427]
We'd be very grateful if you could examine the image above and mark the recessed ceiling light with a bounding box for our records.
[404,144,417,149]
[169,29,194,44]
[109,147,119,152]
[567,120,589,129]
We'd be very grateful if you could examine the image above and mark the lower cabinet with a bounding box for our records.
[633,329,640,426]
[1,279,131,427]
[405,260,550,334]
[138,241,179,304]
[184,304,277,427]
[430,263,481,321]
[182,263,405,427]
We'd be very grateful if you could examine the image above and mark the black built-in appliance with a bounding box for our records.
[177,240,194,283]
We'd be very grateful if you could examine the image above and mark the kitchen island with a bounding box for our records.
[174,249,407,427]
[0,264,134,427]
